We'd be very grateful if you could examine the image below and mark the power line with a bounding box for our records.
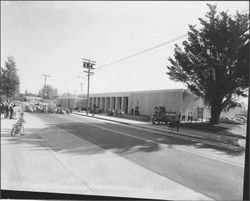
[97,33,187,70]
[77,75,88,81]
[19,74,41,79]
[96,9,248,71]
[53,72,87,85]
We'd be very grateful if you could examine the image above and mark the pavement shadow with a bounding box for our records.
[1,119,245,157]
[154,136,245,156]
[121,124,246,156]
[55,122,161,155]
[55,121,245,157]
[1,121,161,156]
[99,121,246,156]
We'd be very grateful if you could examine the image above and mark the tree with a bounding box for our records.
[24,90,38,97]
[38,84,58,100]
[61,92,74,98]
[166,4,249,124]
[1,56,20,101]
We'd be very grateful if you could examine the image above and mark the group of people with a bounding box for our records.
[181,112,193,122]
[88,105,102,115]
[0,101,21,119]
[151,106,181,131]
[1,101,25,135]
[131,106,140,115]
[25,103,71,114]
[153,106,166,113]
[107,108,124,117]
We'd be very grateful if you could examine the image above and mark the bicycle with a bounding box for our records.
[11,122,24,137]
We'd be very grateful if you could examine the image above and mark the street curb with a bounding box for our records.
[218,125,246,139]
[73,112,130,125]
[72,112,244,152]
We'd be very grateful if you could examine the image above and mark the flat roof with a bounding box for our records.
[90,88,186,97]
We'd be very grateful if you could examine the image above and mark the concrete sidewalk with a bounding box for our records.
[73,111,246,151]
[1,115,213,200]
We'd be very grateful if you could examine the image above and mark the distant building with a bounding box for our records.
[57,89,247,121]
[57,96,87,109]
[88,89,210,121]
[25,95,42,103]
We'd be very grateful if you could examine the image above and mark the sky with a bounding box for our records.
[1,1,249,103]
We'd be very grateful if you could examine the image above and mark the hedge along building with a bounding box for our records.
[88,89,211,121]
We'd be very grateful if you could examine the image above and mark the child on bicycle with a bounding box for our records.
[17,112,26,135]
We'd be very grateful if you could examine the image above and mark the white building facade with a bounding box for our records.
[88,89,210,121]
[58,89,247,121]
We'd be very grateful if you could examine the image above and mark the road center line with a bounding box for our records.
[81,121,244,168]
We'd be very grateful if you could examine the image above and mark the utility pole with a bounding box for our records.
[42,74,51,100]
[82,58,96,115]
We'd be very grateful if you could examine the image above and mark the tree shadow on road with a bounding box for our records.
[154,135,245,156]
[1,121,161,156]
[53,121,245,157]
[1,120,245,157]
[55,122,162,155]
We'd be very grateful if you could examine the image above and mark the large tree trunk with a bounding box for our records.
[210,104,222,124]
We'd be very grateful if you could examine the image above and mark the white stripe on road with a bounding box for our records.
[80,121,244,168]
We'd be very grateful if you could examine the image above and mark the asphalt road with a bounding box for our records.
[6,113,245,200]
[35,113,245,200]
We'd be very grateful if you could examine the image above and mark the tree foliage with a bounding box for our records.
[166,4,249,124]
[24,90,38,97]
[1,56,20,101]
[61,92,74,98]
[38,84,58,100]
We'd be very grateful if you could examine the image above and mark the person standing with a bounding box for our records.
[0,103,4,117]
[182,114,186,121]
[4,103,9,118]
[17,112,26,135]
[12,103,17,119]
[9,104,14,119]
[176,113,181,131]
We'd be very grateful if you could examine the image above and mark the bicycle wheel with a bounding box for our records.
[11,127,17,137]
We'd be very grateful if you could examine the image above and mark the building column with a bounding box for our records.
[104,97,107,112]
[94,97,97,107]
[102,97,105,112]
[121,97,124,111]
[127,96,132,114]
[100,97,102,111]
[115,97,118,111]
[110,97,112,110]
[124,97,128,114]
[110,97,113,110]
